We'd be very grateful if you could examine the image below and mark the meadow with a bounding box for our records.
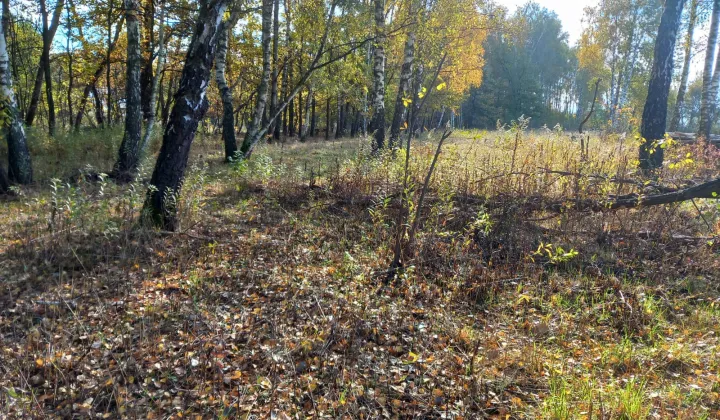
[1,126,719,418]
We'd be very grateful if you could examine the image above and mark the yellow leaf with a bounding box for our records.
[436,82,447,91]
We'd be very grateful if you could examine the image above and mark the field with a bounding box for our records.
[1,127,720,419]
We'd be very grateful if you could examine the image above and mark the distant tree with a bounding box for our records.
[114,0,143,181]
[462,5,574,128]
[639,0,685,170]
[215,3,242,161]
[369,0,386,152]
[241,0,273,155]
[698,0,719,139]
[388,1,415,148]
[24,0,65,135]
[669,0,698,131]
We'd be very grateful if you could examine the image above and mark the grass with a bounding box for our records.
[1,125,720,418]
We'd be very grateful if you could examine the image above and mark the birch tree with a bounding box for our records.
[369,0,386,152]
[240,0,273,154]
[24,0,65,133]
[114,0,143,181]
[669,0,698,131]
[0,1,31,185]
[143,0,229,229]
[698,0,719,139]
[215,3,242,161]
[639,0,685,170]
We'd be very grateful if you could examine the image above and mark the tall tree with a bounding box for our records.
[241,0,273,154]
[24,0,64,134]
[114,0,143,180]
[639,0,685,170]
[698,0,720,139]
[65,1,74,131]
[669,0,698,131]
[74,16,125,129]
[0,1,32,185]
[369,0,385,152]
[139,0,166,154]
[140,0,155,119]
[144,0,229,230]
[215,3,241,160]
[388,7,416,148]
[270,0,280,140]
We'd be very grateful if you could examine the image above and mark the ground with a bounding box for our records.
[1,127,720,419]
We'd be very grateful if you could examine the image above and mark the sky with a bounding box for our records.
[494,0,596,45]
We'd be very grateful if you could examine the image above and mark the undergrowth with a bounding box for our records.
[1,126,719,418]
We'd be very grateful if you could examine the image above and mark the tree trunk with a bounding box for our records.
[139,0,166,154]
[241,0,273,155]
[65,1,74,131]
[140,0,154,120]
[143,0,229,230]
[92,85,104,127]
[106,0,114,125]
[114,0,143,181]
[310,94,316,137]
[388,25,415,148]
[639,0,685,170]
[270,0,280,140]
[297,89,302,137]
[0,161,9,194]
[300,86,312,140]
[335,96,344,139]
[698,0,720,139]
[670,0,698,131]
[0,4,31,184]
[282,0,291,138]
[25,0,64,130]
[74,16,124,129]
[370,0,386,152]
[325,95,330,140]
[215,7,238,160]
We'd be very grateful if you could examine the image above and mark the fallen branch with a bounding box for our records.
[462,175,720,213]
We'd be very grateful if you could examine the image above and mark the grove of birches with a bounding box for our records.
[2,0,720,417]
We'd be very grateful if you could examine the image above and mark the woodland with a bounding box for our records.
[1,0,720,418]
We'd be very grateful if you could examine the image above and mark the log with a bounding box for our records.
[667,131,720,144]
[461,176,720,213]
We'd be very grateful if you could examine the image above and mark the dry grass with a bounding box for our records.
[1,127,719,418]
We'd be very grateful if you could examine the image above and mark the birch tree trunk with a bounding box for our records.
[0,3,31,184]
[114,0,143,181]
[144,0,229,230]
[670,0,698,131]
[639,0,685,170]
[310,95,316,136]
[369,0,386,152]
[270,0,280,141]
[24,0,64,129]
[388,25,415,148]
[215,7,239,160]
[240,0,273,155]
[300,86,312,141]
[65,1,74,131]
[140,0,154,120]
[698,0,720,139]
[139,0,166,155]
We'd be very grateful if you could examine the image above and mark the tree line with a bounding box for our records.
[0,0,716,224]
